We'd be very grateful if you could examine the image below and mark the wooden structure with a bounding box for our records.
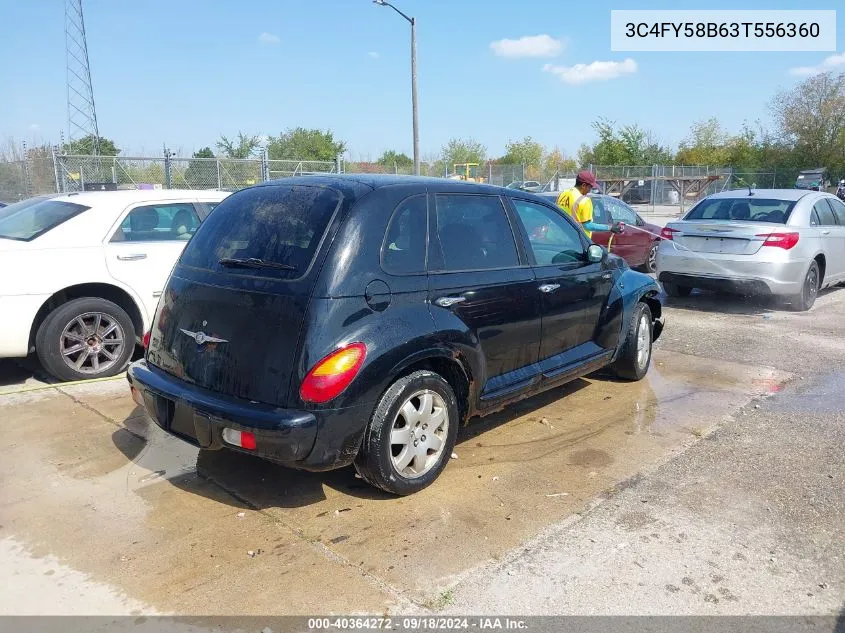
[600,174,724,211]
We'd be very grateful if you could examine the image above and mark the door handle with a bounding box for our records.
[117,253,147,261]
[434,296,467,307]
[821,230,831,235]
[538,284,561,293]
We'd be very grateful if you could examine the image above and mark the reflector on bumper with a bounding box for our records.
[221,427,256,450]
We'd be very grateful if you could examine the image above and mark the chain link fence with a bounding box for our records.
[0,149,806,216]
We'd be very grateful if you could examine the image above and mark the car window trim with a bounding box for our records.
[824,197,844,225]
[103,199,199,244]
[428,192,526,273]
[812,199,837,227]
[379,192,429,277]
[506,195,592,267]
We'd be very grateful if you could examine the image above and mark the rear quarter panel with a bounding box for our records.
[294,184,441,409]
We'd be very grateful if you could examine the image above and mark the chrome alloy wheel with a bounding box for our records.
[60,312,126,375]
[389,389,449,478]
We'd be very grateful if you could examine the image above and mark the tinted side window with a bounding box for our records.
[434,194,519,271]
[382,194,427,275]
[813,201,836,226]
[825,198,845,225]
[511,199,585,266]
[111,203,200,242]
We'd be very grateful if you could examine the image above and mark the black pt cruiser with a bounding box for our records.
[128,175,664,495]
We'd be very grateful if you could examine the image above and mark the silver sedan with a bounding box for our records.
[656,189,845,311]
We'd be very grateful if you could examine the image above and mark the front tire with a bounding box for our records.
[611,302,653,381]
[36,297,136,382]
[355,370,459,495]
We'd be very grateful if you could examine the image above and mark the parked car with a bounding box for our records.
[0,189,229,380]
[657,189,845,311]
[127,175,664,495]
[540,192,662,272]
[795,168,828,191]
[506,180,543,193]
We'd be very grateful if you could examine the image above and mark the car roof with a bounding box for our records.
[705,189,813,201]
[51,188,228,206]
[255,173,526,197]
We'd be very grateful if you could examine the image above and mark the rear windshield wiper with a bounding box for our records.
[218,257,296,271]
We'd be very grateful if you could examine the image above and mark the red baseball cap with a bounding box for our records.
[576,170,598,189]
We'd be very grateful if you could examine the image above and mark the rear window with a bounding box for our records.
[684,198,796,224]
[0,197,90,241]
[179,185,341,277]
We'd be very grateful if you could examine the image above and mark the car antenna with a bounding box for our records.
[747,184,754,196]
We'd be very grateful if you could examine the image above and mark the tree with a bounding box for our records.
[377,150,413,168]
[181,146,217,188]
[441,137,486,167]
[216,132,260,159]
[542,146,577,175]
[266,127,346,161]
[675,118,729,165]
[501,136,544,167]
[578,119,671,166]
[63,135,120,156]
[770,71,845,174]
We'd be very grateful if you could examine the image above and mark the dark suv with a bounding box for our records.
[128,175,664,495]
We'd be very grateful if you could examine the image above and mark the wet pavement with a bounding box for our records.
[0,286,843,616]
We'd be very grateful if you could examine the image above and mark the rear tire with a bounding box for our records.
[785,261,819,312]
[36,297,136,382]
[641,241,659,273]
[611,302,653,381]
[354,370,459,496]
[664,282,692,298]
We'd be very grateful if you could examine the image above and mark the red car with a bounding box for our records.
[540,192,661,272]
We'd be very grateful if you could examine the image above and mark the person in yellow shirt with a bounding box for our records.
[556,170,622,239]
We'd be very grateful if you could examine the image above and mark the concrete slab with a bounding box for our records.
[0,392,403,615]
[0,307,805,615]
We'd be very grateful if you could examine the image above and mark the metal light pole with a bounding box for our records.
[373,0,419,176]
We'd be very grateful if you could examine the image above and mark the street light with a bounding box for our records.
[373,0,419,176]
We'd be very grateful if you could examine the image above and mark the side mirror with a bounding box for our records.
[587,244,604,263]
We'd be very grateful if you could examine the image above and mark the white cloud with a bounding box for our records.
[258,32,280,45]
[490,34,562,58]
[543,58,638,85]
[367,51,379,59]
[789,52,845,76]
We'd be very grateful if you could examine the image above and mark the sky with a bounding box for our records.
[1,0,843,160]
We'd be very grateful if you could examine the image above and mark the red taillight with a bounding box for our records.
[142,331,151,349]
[300,342,367,404]
[660,227,678,241]
[757,232,799,250]
[240,431,257,451]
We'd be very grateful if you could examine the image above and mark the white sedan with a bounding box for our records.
[0,189,229,381]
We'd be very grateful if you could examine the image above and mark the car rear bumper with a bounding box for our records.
[127,360,371,471]
[656,248,806,295]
